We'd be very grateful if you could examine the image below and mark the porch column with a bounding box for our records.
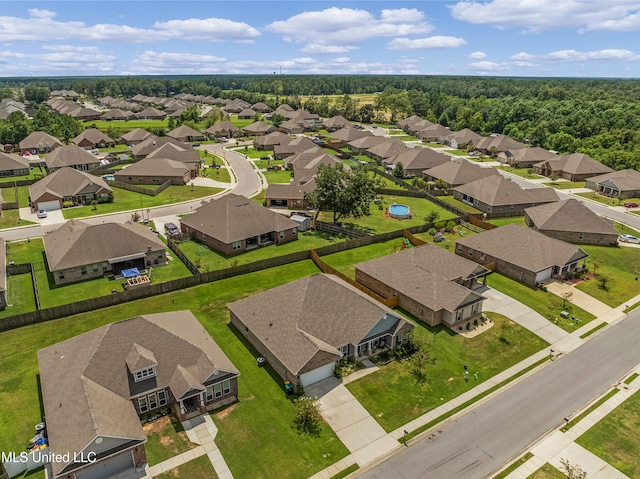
[179,400,186,415]
[200,392,205,407]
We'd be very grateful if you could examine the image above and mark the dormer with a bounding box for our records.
[125,343,158,383]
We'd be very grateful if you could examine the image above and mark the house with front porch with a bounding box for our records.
[44,145,102,172]
[18,131,63,155]
[37,311,239,479]
[29,167,113,211]
[584,169,640,199]
[72,128,116,149]
[355,244,488,331]
[456,224,588,287]
[533,153,613,181]
[228,273,414,387]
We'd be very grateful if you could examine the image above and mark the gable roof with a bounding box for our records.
[37,311,238,477]
[180,193,298,244]
[367,138,409,159]
[457,224,588,273]
[500,146,556,163]
[136,107,166,119]
[535,153,614,176]
[44,146,101,169]
[585,168,640,192]
[323,115,351,129]
[266,178,316,200]
[454,175,560,206]
[525,199,618,236]
[474,134,527,152]
[100,108,135,120]
[43,219,165,271]
[254,131,292,148]
[131,136,196,159]
[18,131,63,150]
[424,158,500,186]
[446,128,482,145]
[328,126,371,142]
[29,167,112,202]
[228,274,412,375]
[242,121,276,134]
[417,123,450,139]
[291,151,346,181]
[205,121,239,135]
[347,135,388,150]
[114,157,190,179]
[145,142,200,164]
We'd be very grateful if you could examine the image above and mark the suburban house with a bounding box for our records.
[72,129,116,149]
[273,137,319,160]
[180,194,299,255]
[423,158,500,187]
[69,107,102,121]
[366,138,409,161]
[417,123,450,142]
[167,125,205,143]
[323,115,352,131]
[136,107,166,120]
[44,145,102,172]
[237,108,257,119]
[456,224,588,286]
[205,121,239,139]
[473,134,527,156]
[131,136,189,159]
[442,128,482,149]
[584,169,640,198]
[43,220,167,285]
[289,151,347,182]
[242,121,277,136]
[145,142,201,178]
[533,153,614,181]
[228,273,414,386]
[383,147,449,176]
[278,118,307,135]
[18,131,63,155]
[497,146,556,168]
[355,245,489,331]
[405,119,434,136]
[347,135,388,154]
[0,98,27,120]
[100,108,136,121]
[38,311,239,479]
[29,168,113,211]
[453,175,560,215]
[120,128,153,146]
[0,152,30,177]
[253,131,292,150]
[396,115,424,131]
[0,239,6,309]
[265,178,316,209]
[114,157,191,185]
[251,102,272,113]
[327,126,371,145]
[524,199,619,246]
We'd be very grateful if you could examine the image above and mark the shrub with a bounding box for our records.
[293,396,322,436]
[427,227,437,236]
[445,220,456,232]
[62,201,74,208]
[434,221,446,230]
[334,357,355,378]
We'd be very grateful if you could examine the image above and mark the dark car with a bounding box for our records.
[164,222,180,236]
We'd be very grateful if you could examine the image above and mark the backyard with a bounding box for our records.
[346,311,549,431]
[437,194,483,214]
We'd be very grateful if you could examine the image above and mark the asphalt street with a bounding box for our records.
[358,310,640,479]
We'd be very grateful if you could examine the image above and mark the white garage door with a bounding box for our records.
[300,362,335,387]
[75,451,134,479]
[37,200,61,212]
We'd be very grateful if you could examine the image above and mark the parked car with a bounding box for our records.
[37,210,47,219]
[619,234,640,244]
[164,222,180,236]
[624,202,639,208]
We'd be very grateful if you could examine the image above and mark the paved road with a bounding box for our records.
[358,311,640,479]
[0,143,262,242]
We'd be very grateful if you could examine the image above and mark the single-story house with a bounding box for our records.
[423,158,500,188]
[497,146,556,168]
[396,115,424,131]
[442,128,482,150]
[265,178,316,209]
[100,108,136,121]
[253,131,292,150]
[347,135,388,154]
[584,169,640,198]
[533,153,613,181]
[18,131,63,155]
[356,244,489,330]
[473,134,527,156]
[44,219,167,284]
[120,128,153,146]
[366,138,408,161]
[323,115,351,131]
[237,108,257,119]
[327,126,370,145]
[167,125,204,143]
[383,147,449,176]
[0,152,30,177]
[417,123,450,142]
[453,175,560,215]
[455,224,588,286]
[180,193,299,255]
[524,199,619,246]
[242,121,277,136]
[251,102,272,113]
[278,118,306,135]
[289,151,347,181]
[228,273,414,386]
[136,107,166,120]
[38,311,239,479]
[72,129,116,149]
[405,119,434,136]
[145,142,200,178]
[44,145,102,172]
[205,121,239,139]
[69,107,102,121]
[273,137,319,160]
[114,157,191,185]
[29,168,113,211]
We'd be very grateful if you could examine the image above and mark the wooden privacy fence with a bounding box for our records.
[467,215,498,230]
[167,238,200,274]
[314,220,370,238]
[105,179,172,196]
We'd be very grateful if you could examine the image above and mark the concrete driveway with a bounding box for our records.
[19,207,65,225]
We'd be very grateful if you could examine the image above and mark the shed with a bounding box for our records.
[290,214,311,231]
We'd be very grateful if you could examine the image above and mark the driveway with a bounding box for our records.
[19,207,65,225]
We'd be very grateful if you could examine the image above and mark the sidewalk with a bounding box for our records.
[544,280,614,319]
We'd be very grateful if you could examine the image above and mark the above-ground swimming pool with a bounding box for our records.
[102,174,115,181]
[388,203,411,219]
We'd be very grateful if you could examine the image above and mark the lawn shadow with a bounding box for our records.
[36,374,45,421]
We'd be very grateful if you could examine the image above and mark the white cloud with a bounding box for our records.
[468,51,486,59]
[0,47,116,74]
[513,61,538,67]
[42,45,102,53]
[27,9,56,19]
[510,52,536,61]
[450,0,640,32]
[153,18,260,41]
[301,44,358,54]
[468,61,510,72]
[266,7,432,46]
[126,51,227,74]
[387,36,467,50]
[512,48,640,63]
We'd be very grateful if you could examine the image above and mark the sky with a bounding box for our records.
[1,0,640,78]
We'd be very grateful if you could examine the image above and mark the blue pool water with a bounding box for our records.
[389,203,411,219]
[103,174,115,181]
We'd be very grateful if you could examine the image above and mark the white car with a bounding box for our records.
[37,210,47,219]
[619,234,640,244]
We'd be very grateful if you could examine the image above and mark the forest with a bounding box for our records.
[1,75,640,170]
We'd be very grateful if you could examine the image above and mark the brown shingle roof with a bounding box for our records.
[535,153,614,176]
[121,128,153,143]
[329,126,371,142]
[44,145,101,169]
[114,157,190,179]
[384,147,449,171]
[454,175,559,206]
[167,125,203,139]
[424,158,500,186]
[0,151,29,170]
[367,138,408,159]
[29,167,112,203]
[18,131,63,150]
[585,169,640,192]
[72,129,115,146]
[524,199,618,236]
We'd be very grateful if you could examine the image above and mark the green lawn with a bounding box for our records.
[488,216,526,227]
[0,209,36,229]
[444,149,471,157]
[0,260,350,479]
[372,171,408,190]
[526,463,566,479]
[575,245,640,307]
[5,238,192,310]
[0,168,47,183]
[318,195,457,234]
[437,195,483,214]
[253,159,284,169]
[0,274,37,319]
[576,388,640,478]
[178,229,344,271]
[542,180,586,190]
[145,415,196,466]
[347,312,549,431]
[263,169,292,184]
[321,239,412,279]
[496,166,544,179]
[575,192,640,207]
[89,119,169,133]
[413,226,477,252]
[156,455,218,479]
[230,146,269,159]
[62,185,223,219]
[229,117,255,128]
[493,453,534,479]
[486,273,596,332]
[203,166,231,183]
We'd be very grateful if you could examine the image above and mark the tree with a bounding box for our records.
[271,113,286,128]
[293,396,322,436]
[597,275,610,291]
[392,162,405,179]
[408,334,436,384]
[559,458,587,479]
[424,211,440,224]
[305,164,376,224]
[561,291,573,309]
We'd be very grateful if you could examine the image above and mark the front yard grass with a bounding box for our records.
[62,185,223,219]
[318,195,456,234]
[263,168,292,184]
[576,388,640,478]
[0,209,36,229]
[156,455,218,479]
[178,229,345,271]
[144,414,196,466]
[575,245,640,307]
[0,167,47,183]
[444,149,471,157]
[496,166,544,179]
[575,192,640,207]
[526,463,566,479]
[0,259,349,479]
[346,311,549,432]
[230,146,266,158]
[91,119,169,133]
[203,166,231,183]
[486,273,596,332]
[321,238,411,279]
[542,180,586,190]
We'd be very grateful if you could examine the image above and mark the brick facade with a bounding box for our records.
[455,243,539,286]
[184,225,298,256]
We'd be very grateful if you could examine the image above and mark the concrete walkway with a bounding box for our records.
[545,280,614,319]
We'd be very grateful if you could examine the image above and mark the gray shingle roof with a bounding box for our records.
[121,128,153,143]
[167,125,203,139]
[586,169,640,192]
[534,153,614,176]
[524,199,618,236]
[72,129,115,146]
[0,151,29,170]
[385,147,449,171]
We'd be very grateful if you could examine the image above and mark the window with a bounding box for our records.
[102,264,108,271]
[158,390,168,406]
[206,385,214,402]
[292,228,297,235]
[468,250,473,257]
[202,234,207,241]
[134,367,156,382]
[148,393,157,409]
[58,272,64,280]
[157,253,164,259]
[93,264,99,273]
[457,245,462,252]
[472,303,479,315]
[214,383,222,398]
[81,266,87,275]
[456,310,464,322]
[339,345,349,357]
[279,231,285,239]
[138,396,148,413]
[223,380,230,395]
[578,233,584,240]
[232,241,242,251]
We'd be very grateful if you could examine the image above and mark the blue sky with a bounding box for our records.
[1,0,640,78]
